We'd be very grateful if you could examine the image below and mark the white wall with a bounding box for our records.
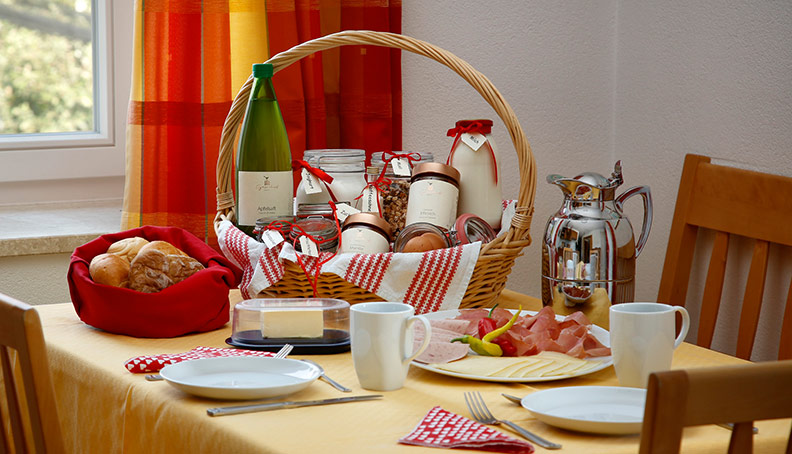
[403,1,792,360]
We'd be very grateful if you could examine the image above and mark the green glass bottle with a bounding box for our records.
[235,63,294,236]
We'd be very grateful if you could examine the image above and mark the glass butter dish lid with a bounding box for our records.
[226,298,350,354]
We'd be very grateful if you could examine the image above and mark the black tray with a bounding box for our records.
[226,329,350,355]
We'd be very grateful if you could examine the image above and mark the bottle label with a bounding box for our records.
[360,186,379,214]
[404,179,459,230]
[392,158,412,176]
[301,168,323,195]
[461,132,486,151]
[238,171,293,226]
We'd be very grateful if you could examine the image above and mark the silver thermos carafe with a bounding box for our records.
[541,161,652,307]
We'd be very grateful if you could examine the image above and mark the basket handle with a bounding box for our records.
[216,30,536,246]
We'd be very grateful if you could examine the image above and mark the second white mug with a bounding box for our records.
[609,302,690,388]
[350,302,432,391]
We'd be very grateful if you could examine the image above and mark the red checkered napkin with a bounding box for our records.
[399,406,534,453]
[124,346,275,373]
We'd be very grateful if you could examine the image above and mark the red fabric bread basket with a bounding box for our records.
[68,226,242,338]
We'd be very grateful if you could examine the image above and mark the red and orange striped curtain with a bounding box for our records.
[122,0,402,247]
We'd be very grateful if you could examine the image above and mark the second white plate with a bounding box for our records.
[159,356,321,400]
[521,386,646,434]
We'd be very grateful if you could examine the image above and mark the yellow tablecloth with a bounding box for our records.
[36,292,790,454]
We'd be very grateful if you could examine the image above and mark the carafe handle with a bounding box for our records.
[615,185,653,257]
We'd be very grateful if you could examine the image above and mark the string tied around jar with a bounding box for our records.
[292,159,339,202]
[291,201,342,297]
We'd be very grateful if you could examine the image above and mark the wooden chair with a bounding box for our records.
[639,359,792,454]
[0,292,65,453]
[657,153,792,360]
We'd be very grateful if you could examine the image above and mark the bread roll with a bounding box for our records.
[137,240,188,258]
[89,253,131,288]
[107,237,149,262]
[129,248,205,293]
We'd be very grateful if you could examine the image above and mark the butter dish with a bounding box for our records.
[227,298,350,354]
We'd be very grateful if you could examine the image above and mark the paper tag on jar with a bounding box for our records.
[260,229,284,249]
[360,186,379,213]
[301,168,323,194]
[461,132,487,151]
[298,236,320,257]
[335,203,360,223]
[392,157,412,176]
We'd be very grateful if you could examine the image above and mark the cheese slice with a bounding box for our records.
[431,351,602,379]
[260,309,324,338]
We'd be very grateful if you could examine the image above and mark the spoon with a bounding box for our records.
[302,359,352,392]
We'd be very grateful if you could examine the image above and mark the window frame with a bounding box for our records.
[0,0,131,195]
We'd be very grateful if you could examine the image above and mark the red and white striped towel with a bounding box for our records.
[216,220,481,314]
[124,346,275,373]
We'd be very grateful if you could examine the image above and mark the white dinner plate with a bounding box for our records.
[159,356,321,400]
[411,309,612,383]
[521,386,646,434]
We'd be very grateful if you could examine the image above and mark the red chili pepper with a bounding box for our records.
[477,305,519,357]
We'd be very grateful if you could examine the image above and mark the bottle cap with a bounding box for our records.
[252,63,274,78]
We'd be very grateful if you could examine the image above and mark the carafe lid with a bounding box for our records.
[547,161,624,201]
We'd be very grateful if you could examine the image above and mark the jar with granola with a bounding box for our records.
[369,151,434,236]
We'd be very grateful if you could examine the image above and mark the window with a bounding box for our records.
[0,0,132,204]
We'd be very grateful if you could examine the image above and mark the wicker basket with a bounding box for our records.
[215,30,536,309]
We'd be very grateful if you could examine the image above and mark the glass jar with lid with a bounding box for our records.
[289,216,339,253]
[370,151,434,236]
[339,213,392,255]
[404,162,460,230]
[295,149,366,210]
[253,215,295,244]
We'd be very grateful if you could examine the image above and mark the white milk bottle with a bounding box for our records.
[446,119,503,230]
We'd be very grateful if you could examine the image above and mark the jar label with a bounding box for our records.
[299,236,320,257]
[405,179,459,230]
[461,132,487,151]
[340,227,390,254]
[392,158,412,176]
[260,229,284,249]
[238,171,293,226]
[360,186,380,214]
[301,168,323,194]
[335,203,360,222]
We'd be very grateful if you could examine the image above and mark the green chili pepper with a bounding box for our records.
[452,305,522,357]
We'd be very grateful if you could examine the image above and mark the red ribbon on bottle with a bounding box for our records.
[293,159,338,202]
[445,120,498,184]
[355,175,391,217]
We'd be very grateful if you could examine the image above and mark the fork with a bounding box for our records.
[145,344,293,381]
[464,392,562,450]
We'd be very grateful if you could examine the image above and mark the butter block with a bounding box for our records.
[260,309,324,338]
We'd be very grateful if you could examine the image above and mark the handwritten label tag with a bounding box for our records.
[299,236,320,257]
[301,168,322,194]
[360,186,379,213]
[260,229,284,249]
[335,203,360,223]
[461,132,487,151]
[392,157,412,176]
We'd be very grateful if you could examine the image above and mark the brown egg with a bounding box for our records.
[402,232,446,253]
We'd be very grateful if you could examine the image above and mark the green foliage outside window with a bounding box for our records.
[0,0,93,135]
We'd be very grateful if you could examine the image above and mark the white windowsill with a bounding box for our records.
[0,200,122,257]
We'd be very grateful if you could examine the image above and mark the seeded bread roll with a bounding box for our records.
[129,247,204,293]
[107,237,149,262]
[89,253,131,288]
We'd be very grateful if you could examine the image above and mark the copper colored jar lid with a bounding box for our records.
[411,162,461,185]
[454,213,497,244]
[342,213,393,240]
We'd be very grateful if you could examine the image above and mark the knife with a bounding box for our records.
[207,394,383,417]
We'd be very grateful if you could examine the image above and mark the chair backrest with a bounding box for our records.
[639,360,792,454]
[0,293,64,454]
[657,153,792,360]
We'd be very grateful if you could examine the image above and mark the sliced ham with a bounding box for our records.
[412,316,471,364]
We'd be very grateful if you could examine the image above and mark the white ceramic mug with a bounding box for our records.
[350,302,432,391]
[609,302,690,388]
